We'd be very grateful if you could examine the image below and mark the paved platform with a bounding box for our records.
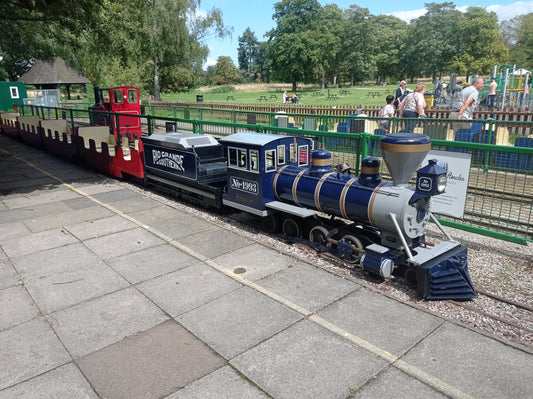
[1,134,532,399]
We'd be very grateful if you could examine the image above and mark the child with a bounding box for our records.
[380,95,395,133]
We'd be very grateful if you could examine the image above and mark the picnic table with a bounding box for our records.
[225,95,235,101]
[327,94,338,100]
[340,89,350,95]
[257,95,268,102]
[312,91,324,97]
[269,94,278,100]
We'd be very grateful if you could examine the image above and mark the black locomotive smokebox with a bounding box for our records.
[379,133,431,186]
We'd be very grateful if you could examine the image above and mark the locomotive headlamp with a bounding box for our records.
[415,159,447,196]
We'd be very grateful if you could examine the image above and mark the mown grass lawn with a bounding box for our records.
[158,83,418,107]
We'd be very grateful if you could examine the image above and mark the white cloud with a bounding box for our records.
[203,57,217,69]
[390,1,533,23]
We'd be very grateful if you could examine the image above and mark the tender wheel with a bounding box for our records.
[340,234,364,264]
[405,267,417,286]
[262,213,279,233]
[282,218,302,237]
[309,226,330,247]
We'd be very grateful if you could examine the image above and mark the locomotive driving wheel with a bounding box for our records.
[339,234,364,264]
[282,217,302,237]
[309,226,330,247]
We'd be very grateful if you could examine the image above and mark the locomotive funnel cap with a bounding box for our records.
[379,133,431,186]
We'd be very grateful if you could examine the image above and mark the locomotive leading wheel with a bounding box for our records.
[340,234,364,264]
[282,218,302,237]
[262,213,279,233]
[309,226,330,247]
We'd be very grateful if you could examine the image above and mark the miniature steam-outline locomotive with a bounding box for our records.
[141,131,476,300]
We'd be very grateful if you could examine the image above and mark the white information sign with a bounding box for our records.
[422,150,472,218]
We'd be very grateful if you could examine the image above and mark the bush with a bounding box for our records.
[209,85,235,94]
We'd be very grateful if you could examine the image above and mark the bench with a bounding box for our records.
[17,115,40,133]
[77,126,116,154]
[41,119,71,142]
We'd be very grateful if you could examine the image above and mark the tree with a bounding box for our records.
[450,7,508,77]
[238,28,259,75]
[267,0,340,91]
[0,0,104,80]
[210,56,239,85]
[502,13,533,69]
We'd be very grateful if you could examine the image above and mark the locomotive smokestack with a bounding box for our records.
[379,133,431,187]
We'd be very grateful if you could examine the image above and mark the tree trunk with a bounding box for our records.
[154,57,161,101]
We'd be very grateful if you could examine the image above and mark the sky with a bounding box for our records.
[199,0,533,68]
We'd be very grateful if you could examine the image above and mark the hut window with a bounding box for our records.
[10,87,19,99]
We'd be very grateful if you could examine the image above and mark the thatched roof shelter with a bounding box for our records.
[18,57,90,99]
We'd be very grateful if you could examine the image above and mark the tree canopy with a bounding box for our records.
[0,0,530,93]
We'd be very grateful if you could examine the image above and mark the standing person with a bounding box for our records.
[398,83,427,132]
[283,91,287,104]
[449,76,484,131]
[394,80,407,108]
[488,78,497,111]
[379,95,395,133]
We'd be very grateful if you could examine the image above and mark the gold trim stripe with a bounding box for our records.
[311,157,331,166]
[314,172,334,212]
[273,164,290,201]
[340,177,358,219]
[361,166,379,174]
[379,142,431,153]
[368,182,387,226]
[292,169,307,207]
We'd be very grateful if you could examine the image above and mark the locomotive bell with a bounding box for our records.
[379,133,431,187]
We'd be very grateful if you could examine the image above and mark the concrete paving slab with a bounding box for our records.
[0,220,30,241]
[317,289,444,356]
[0,176,58,192]
[83,227,165,260]
[138,262,242,317]
[177,286,302,359]
[109,195,164,214]
[211,243,301,282]
[70,181,125,195]
[23,205,115,233]
[15,243,129,314]
[127,206,215,239]
[91,188,143,203]
[402,321,533,399]
[65,214,137,241]
[0,285,40,330]
[62,196,101,210]
[0,261,19,289]
[77,320,226,399]
[231,319,388,399]
[2,189,81,209]
[352,366,448,398]
[108,243,199,284]
[177,226,254,258]
[0,318,71,390]
[258,262,359,312]
[2,227,78,257]
[164,365,270,399]
[48,287,169,358]
[0,363,97,399]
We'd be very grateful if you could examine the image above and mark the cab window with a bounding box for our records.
[277,145,285,165]
[250,150,259,171]
[112,89,123,104]
[127,89,138,104]
[298,145,309,166]
[265,150,276,172]
[102,91,110,103]
[228,147,248,170]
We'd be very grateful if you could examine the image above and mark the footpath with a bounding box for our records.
[0,134,531,399]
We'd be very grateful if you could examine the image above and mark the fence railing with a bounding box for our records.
[14,104,533,244]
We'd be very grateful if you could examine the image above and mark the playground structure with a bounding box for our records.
[483,64,530,110]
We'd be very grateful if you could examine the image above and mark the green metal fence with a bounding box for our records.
[17,104,533,244]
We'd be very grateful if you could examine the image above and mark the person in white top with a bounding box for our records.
[398,83,426,132]
[379,95,395,133]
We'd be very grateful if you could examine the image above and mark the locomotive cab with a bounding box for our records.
[219,132,314,216]
[89,86,142,142]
